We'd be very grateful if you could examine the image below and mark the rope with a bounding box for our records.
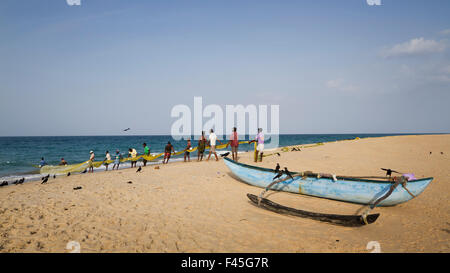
[257,173,302,205]
[360,176,412,224]
[369,177,405,209]
[401,183,416,198]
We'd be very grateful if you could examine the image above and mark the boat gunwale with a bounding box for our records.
[223,157,433,184]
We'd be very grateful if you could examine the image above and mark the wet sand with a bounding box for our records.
[0,134,449,252]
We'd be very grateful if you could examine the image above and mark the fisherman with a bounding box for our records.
[88,151,95,173]
[39,157,47,168]
[128,148,138,168]
[228,127,239,161]
[142,143,150,167]
[59,158,68,166]
[103,151,111,171]
[112,150,122,170]
[184,139,192,162]
[163,141,174,164]
[197,131,207,161]
[207,129,222,161]
[255,128,264,162]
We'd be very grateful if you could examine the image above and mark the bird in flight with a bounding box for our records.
[123,128,131,132]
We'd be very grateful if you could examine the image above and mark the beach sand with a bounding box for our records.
[0,134,449,253]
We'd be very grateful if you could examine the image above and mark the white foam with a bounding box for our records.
[0,173,43,185]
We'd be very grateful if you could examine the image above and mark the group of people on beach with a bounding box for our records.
[181,127,264,163]
[86,145,145,172]
[162,129,223,164]
[39,128,265,173]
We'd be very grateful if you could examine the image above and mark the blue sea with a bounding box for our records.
[0,134,417,183]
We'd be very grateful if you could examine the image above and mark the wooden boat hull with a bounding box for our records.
[247,194,380,226]
[224,157,433,206]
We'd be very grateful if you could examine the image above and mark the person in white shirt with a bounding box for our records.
[128,148,138,168]
[104,151,111,171]
[206,129,222,161]
[88,151,95,173]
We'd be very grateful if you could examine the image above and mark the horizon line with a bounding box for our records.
[0,133,449,138]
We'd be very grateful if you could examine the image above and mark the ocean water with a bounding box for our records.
[0,134,415,182]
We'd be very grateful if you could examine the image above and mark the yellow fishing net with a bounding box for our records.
[40,161,90,175]
[39,141,251,174]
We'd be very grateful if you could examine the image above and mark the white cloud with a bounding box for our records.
[325,79,359,93]
[381,37,446,58]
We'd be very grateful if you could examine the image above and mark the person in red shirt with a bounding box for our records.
[163,141,174,164]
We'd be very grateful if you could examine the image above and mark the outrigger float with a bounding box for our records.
[223,157,433,226]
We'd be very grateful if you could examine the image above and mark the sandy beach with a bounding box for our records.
[0,134,449,253]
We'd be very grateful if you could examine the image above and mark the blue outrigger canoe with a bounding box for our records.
[224,157,433,207]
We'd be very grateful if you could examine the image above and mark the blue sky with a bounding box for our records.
[0,0,449,136]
